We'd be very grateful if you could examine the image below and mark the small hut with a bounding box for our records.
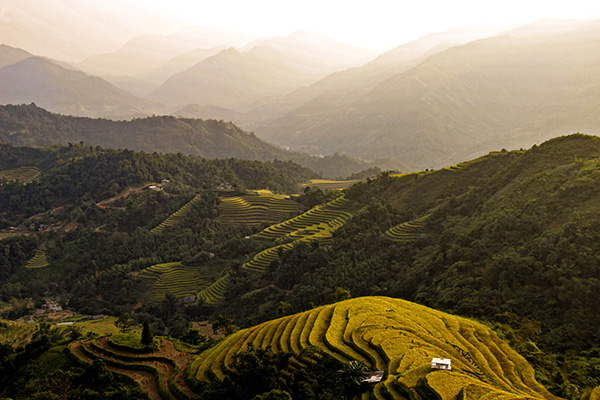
[361,370,384,384]
[431,358,452,370]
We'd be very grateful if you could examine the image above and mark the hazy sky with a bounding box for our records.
[125,0,600,49]
[2,0,600,61]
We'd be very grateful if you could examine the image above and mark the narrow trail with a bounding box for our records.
[96,183,153,210]
[69,341,162,400]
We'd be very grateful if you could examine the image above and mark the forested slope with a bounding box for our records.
[0,103,385,177]
[219,134,600,394]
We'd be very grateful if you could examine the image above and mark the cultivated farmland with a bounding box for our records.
[197,273,231,305]
[69,335,195,400]
[151,194,203,233]
[139,262,212,305]
[252,194,353,244]
[219,193,304,225]
[301,179,360,190]
[25,249,49,268]
[0,166,40,183]
[385,215,429,242]
[189,296,560,400]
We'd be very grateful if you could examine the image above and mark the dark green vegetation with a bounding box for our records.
[0,142,315,320]
[2,134,600,399]
[0,322,148,399]
[220,135,600,397]
[0,103,388,177]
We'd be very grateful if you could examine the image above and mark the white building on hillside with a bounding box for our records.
[431,358,452,370]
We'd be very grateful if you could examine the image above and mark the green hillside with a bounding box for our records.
[139,262,213,305]
[0,103,385,177]
[270,136,600,349]
[2,135,600,398]
[190,296,559,400]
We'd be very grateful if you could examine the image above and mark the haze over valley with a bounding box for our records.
[2,1,600,170]
[1,2,600,399]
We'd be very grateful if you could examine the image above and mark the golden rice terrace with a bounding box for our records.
[189,296,560,400]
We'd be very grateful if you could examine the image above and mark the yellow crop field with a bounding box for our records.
[25,249,49,268]
[189,296,560,400]
[301,179,360,190]
[139,262,211,305]
[196,273,231,305]
[385,214,429,242]
[219,193,304,225]
[151,194,203,233]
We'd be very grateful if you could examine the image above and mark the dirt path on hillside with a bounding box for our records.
[96,183,153,209]
[69,341,162,400]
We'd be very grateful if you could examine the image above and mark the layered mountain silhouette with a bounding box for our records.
[2,19,600,170]
[0,57,157,118]
[148,31,378,110]
[251,20,600,169]
[0,44,34,69]
[76,27,251,77]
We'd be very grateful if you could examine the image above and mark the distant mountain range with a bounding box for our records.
[2,19,599,170]
[0,56,157,118]
[248,20,600,169]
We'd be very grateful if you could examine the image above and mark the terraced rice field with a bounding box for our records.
[237,195,353,276]
[301,179,360,190]
[0,319,37,347]
[0,166,40,183]
[252,195,353,245]
[151,194,203,233]
[196,273,231,305]
[70,317,122,336]
[385,215,429,242]
[242,243,295,273]
[201,195,354,304]
[25,249,49,268]
[219,194,304,225]
[189,296,560,400]
[390,171,428,179]
[70,336,195,400]
[139,262,212,305]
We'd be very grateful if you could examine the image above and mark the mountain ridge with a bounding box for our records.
[250,20,600,169]
[0,103,390,177]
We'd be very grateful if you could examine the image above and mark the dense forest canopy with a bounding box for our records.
[0,103,390,178]
[1,135,600,398]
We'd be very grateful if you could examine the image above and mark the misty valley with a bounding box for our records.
[1,6,600,400]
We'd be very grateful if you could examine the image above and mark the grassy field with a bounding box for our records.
[189,296,560,400]
[71,316,123,336]
[0,232,23,240]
